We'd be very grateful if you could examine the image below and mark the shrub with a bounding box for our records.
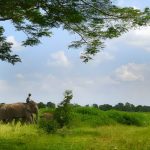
[73,107,115,127]
[38,102,46,109]
[54,90,73,128]
[75,106,101,115]
[107,110,148,126]
[47,102,56,109]
[39,119,58,133]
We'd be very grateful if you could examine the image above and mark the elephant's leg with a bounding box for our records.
[14,118,21,125]
[7,118,15,124]
[21,117,26,125]
[31,114,37,124]
[28,114,33,124]
[31,114,35,123]
[2,119,7,123]
[24,112,33,124]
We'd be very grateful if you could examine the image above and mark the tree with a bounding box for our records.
[124,102,135,112]
[99,104,112,111]
[92,103,98,109]
[135,105,143,112]
[47,101,56,109]
[54,90,73,128]
[0,1,149,64]
[37,102,46,108]
[114,103,124,111]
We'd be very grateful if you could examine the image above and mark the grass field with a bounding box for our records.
[1,124,150,150]
[1,107,150,150]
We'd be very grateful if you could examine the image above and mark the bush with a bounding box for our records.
[54,90,73,128]
[47,102,56,109]
[107,110,148,126]
[39,119,58,133]
[75,106,101,115]
[38,102,46,109]
[72,107,115,127]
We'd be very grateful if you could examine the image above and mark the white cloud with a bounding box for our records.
[0,80,10,91]
[114,63,146,81]
[91,51,114,65]
[133,6,140,10]
[48,51,71,67]
[96,76,119,85]
[118,27,150,52]
[16,73,24,80]
[6,36,22,50]
[116,0,125,6]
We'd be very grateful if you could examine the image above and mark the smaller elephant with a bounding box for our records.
[40,112,54,121]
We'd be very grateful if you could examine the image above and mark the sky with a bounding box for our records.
[0,0,150,106]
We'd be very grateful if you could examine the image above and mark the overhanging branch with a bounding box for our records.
[0,17,11,21]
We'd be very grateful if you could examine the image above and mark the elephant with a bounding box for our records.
[26,100,39,123]
[0,100,38,124]
[40,112,54,121]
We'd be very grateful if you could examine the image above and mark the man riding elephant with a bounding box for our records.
[25,100,39,123]
[0,100,38,124]
[26,93,38,123]
[26,93,31,103]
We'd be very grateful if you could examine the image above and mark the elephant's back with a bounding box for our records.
[0,104,7,118]
[2,103,26,118]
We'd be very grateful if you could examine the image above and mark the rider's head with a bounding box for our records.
[28,93,31,97]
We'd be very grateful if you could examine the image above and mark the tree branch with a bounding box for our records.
[80,0,137,20]
[0,17,11,21]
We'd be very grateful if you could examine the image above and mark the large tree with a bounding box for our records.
[0,0,149,64]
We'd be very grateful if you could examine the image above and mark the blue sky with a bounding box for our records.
[0,0,150,106]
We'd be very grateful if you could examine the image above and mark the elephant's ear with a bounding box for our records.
[26,104,32,112]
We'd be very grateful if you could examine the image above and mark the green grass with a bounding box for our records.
[71,107,150,127]
[1,108,150,150]
[39,108,55,115]
[1,124,150,150]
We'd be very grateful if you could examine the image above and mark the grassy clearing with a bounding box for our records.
[1,124,150,150]
[71,107,150,127]
[38,106,150,127]
[1,108,150,150]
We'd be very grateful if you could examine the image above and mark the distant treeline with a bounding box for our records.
[37,101,150,112]
[93,102,150,112]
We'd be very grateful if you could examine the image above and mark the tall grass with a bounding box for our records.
[71,106,150,127]
[1,123,150,150]
[107,110,150,126]
[1,107,150,149]
[38,106,150,128]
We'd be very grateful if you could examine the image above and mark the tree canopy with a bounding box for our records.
[0,0,149,64]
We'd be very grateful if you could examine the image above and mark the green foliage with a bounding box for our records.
[99,102,150,112]
[2,120,150,149]
[38,106,150,128]
[38,108,57,133]
[2,109,150,149]
[72,106,114,127]
[92,104,98,109]
[107,110,150,126]
[0,27,21,64]
[75,106,101,116]
[54,90,73,128]
[71,106,150,127]
[38,119,58,133]
[0,1,149,64]
[37,102,46,109]
[99,104,112,111]
[47,102,56,109]
[39,107,54,115]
